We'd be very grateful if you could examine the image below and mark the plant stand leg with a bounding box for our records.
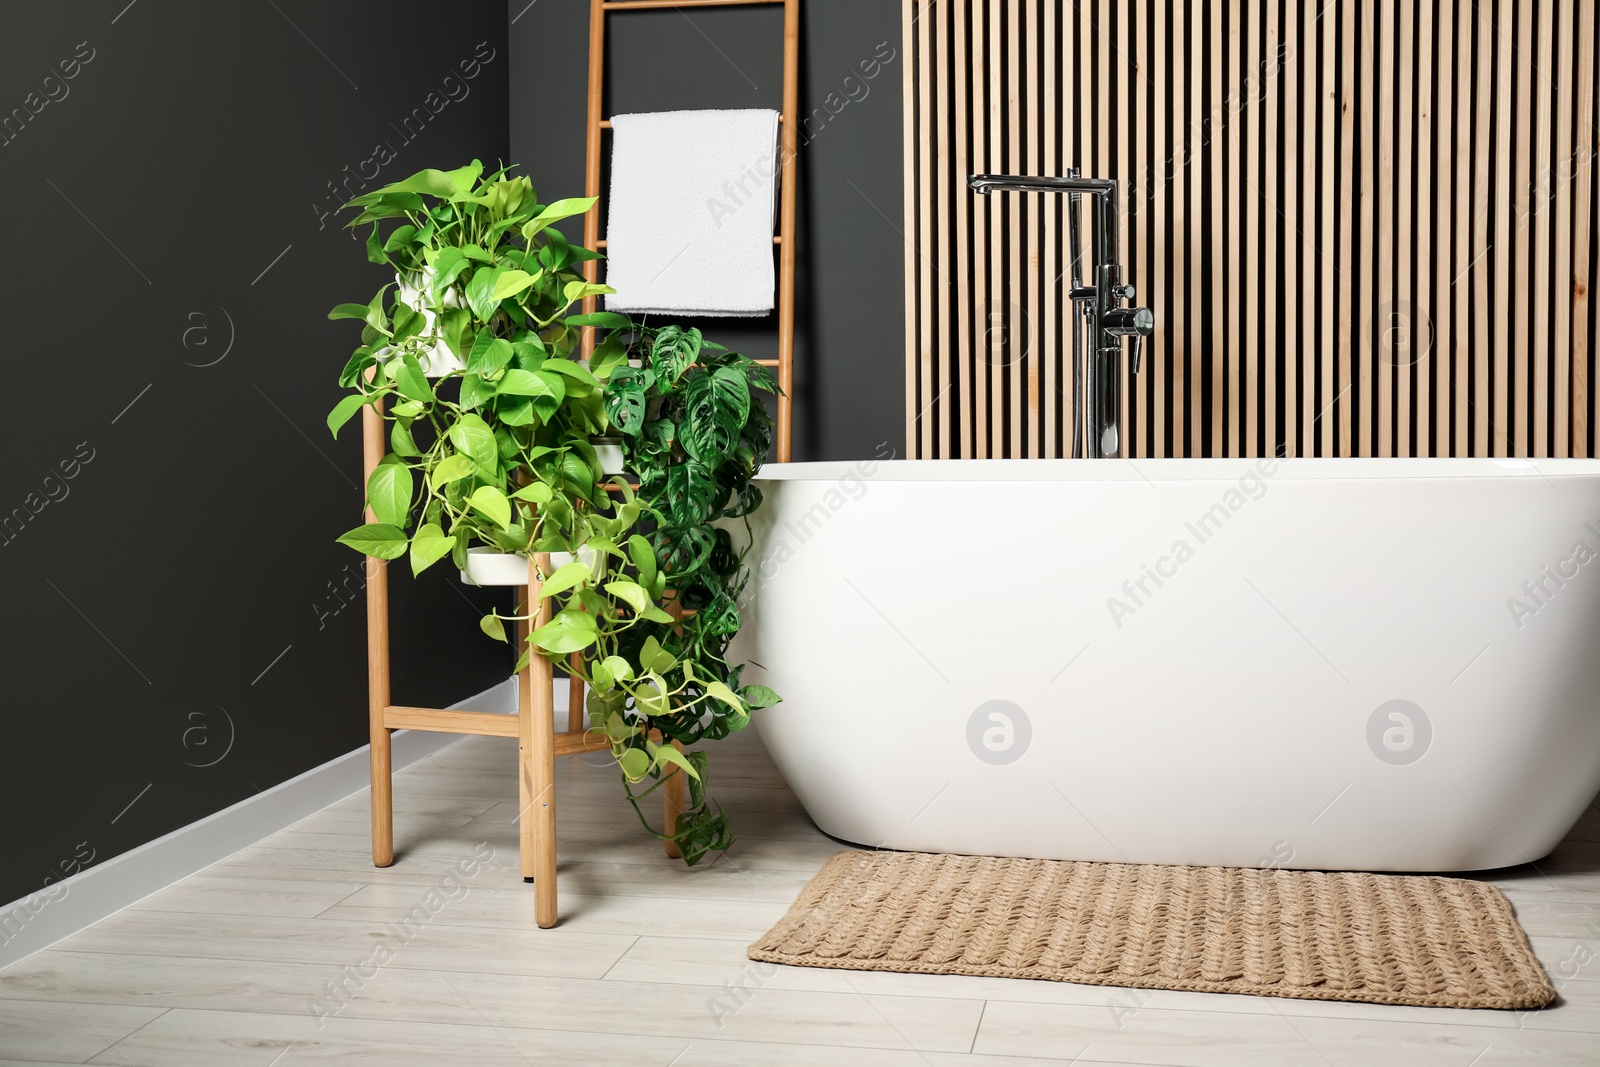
[663,741,685,859]
[363,396,394,869]
[521,555,559,927]
[567,653,584,733]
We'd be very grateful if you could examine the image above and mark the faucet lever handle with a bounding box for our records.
[1132,333,1143,374]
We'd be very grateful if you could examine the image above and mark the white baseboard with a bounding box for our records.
[0,676,552,970]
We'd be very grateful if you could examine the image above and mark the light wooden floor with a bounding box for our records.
[3,724,1599,1066]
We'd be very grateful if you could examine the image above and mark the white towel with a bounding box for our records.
[603,109,779,317]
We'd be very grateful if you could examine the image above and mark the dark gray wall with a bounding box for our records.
[0,1,510,908]
[509,0,906,461]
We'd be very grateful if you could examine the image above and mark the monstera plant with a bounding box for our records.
[325,160,778,865]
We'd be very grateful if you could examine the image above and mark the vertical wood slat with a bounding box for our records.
[990,0,1004,458]
[1554,0,1574,457]
[1377,0,1394,456]
[1211,0,1227,456]
[935,0,951,458]
[1420,0,1433,454]
[1491,0,1504,454]
[1152,0,1164,460]
[1533,0,1554,456]
[955,0,973,459]
[1264,0,1279,458]
[1043,0,1058,458]
[972,0,990,458]
[905,1,1597,462]
[1026,0,1042,457]
[1339,0,1358,456]
[1576,1,1596,457]
[1513,0,1534,456]
[1446,0,1459,454]
[1167,0,1182,459]
[1481,0,1499,456]
[1283,0,1298,458]
[1320,0,1337,456]
[1244,1,1259,457]
[1229,0,1244,456]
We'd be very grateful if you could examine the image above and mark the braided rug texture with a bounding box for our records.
[748,851,1555,1009]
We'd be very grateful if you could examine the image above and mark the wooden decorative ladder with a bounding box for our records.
[363,0,799,929]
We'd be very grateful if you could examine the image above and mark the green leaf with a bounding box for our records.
[367,168,460,200]
[739,684,782,710]
[382,225,418,253]
[528,608,599,654]
[328,303,372,321]
[335,523,408,559]
[618,746,651,782]
[366,460,413,528]
[601,655,633,683]
[326,393,369,438]
[442,159,484,194]
[390,399,425,418]
[490,269,539,301]
[449,414,499,477]
[562,280,614,306]
[409,522,455,576]
[511,481,554,504]
[539,358,600,391]
[390,420,420,457]
[704,680,747,716]
[627,534,658,591]
[680,367,749,466]
[521,196,598,239]
[650,742,702,781]
[639,604,675,624]
[430,454,476,489]
[394,356,434,402]
[468,486,512,529]
[466,334,514,377]
[495,368,564,399]
[539,560,594,599]
[602,710,639,742]
[480,613,507,642]
[564,311,633,329]
[640,636,677,676]
[635,673,670,717]
[464,266,506,322]
[603,580,650,615]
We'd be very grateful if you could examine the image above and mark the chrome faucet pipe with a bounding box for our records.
[969,172,1152,459]
[1066,167,1085,459]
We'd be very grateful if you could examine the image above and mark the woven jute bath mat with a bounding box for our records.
[748,851,1556,1010]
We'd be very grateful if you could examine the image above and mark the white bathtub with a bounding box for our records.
[731,458,1600,872]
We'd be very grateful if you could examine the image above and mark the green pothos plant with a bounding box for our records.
[326,160,779,865]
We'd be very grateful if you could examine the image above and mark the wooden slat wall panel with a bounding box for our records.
[904,0,1600,458]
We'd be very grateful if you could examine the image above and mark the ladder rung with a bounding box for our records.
[600,115,783,129]
[594,236,781,248]
[602,0,785,9]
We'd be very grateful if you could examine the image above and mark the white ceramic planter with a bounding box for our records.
[387,268,465,379]
[592,440,626,476]
[459,546,602,587]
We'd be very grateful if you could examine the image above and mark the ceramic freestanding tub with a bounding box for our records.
[729,457,1600,872]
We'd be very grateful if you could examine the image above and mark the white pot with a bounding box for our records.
[390,269,466,379]
[460,548,530,587]
[592,440,626,476]
[459,546,602,587]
